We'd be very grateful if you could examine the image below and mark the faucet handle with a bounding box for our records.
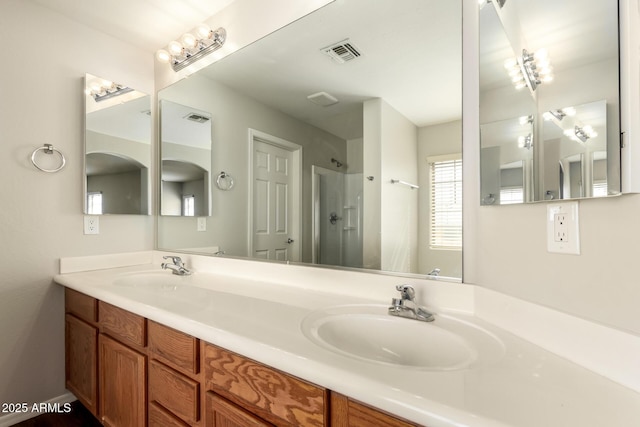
[163,255,183,266]
[395,284,415,300]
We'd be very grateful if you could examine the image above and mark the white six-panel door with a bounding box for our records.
[249,130,301,262]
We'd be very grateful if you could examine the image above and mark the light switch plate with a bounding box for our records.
[197,217,207,232]
[546,202,579,254]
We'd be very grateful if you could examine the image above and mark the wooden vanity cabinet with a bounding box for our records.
[98,301,148,427]
[65,289,98,417]
[65,289,423,427]
[147,321,201,426]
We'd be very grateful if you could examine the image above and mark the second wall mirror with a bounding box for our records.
[479,0,620,205]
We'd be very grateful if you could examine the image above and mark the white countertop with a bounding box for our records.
[54,255,640,427]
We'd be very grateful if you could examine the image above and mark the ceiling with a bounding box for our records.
[32,0,236,52]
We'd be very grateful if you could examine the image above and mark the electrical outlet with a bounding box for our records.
[84,215,99,235]
[554,213,568,242]
[197,217,207,232]
[547,203,579,254]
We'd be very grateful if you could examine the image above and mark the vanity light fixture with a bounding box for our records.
[504,48,553,92]
[565,125,597,143]
[517,134,533,150]
[156,25,227,72]
[85,79,133,102]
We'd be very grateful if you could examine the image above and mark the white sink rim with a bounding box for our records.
[301,304,505,370]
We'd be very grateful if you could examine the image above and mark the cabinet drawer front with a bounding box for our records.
[149,360,200,424]
[99,301,146,347]
[149,402,190,427]
[65,288,97,323]
[204,344,326,427]
[206,392,274,427]
[148,320,199,375]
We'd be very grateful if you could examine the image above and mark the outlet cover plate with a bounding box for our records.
[83,215,100,235]
[546,202,579,254]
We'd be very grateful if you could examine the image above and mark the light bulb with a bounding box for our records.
[515,82,527,90]
[563,107,576,116]
[168,41,184,56]
[518,136,525,148]
[195,24,212,39]
[180,33,197,49]
[534,48,548,60]
[89,82,102,93]
[543,112,553,121]
[504,58,518,69]
[156,49,171,63]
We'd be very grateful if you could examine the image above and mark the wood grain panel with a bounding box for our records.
[149,401,190,427]
[149,359,200,424]
[99,334,147,427]
[65,314,98,417]
[205,392,273,427]
[203,344,326,427]
[65,288,97,323]
[330,393,422,427]
[99,301,146,348]
[149,320,199,375]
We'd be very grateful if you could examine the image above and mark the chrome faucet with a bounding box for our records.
[161,256,191,276]
[427,268,441,277]
[388,284,435,322]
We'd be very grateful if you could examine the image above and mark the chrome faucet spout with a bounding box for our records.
[161,255,191,276]
[388,284,435,322]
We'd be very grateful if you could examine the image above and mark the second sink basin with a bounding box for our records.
[301,305,504,370]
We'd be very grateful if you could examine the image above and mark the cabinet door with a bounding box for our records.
[205,392,274,427]
[330,393,422,427]
[99,334,147,427]
[65,314,98,417]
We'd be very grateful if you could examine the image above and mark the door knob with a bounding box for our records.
[287,238,294,244]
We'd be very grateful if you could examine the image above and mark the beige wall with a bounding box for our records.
[0,0,154,409]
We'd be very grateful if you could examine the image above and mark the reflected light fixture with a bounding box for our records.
[565,125,597,143]
[518,134,533,150]
[85,79,133,102]
[156,24,227,72]
[505,48,553,92]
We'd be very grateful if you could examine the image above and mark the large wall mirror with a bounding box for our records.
[84,73,151,214]
[479,0,620,205]
[157,0,463,279]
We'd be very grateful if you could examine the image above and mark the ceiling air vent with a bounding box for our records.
[184,113,210,123]
[321,39,362,64]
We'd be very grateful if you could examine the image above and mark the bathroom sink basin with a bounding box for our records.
[301,305,504,370]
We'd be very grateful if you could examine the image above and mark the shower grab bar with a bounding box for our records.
[390,179,419,190]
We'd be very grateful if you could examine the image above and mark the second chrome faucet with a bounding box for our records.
[389,284,435,322]
[161,255,191,276]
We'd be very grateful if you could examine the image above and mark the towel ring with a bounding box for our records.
[31,144,66,173]
[216,171,234,191]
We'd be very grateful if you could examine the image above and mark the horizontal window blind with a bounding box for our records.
[500,187,523,204]
[430,158,462,249]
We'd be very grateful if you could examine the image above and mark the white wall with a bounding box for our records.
[0,0,154,411]
[464,0,640,336]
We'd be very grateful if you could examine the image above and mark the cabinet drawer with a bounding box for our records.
[149,320,199,375]
[149,401,190,427]
[149,360,200,424]
[99,301,146,347]
[65,288,97,323]
[206,392,274,427]
[204,344,327,427]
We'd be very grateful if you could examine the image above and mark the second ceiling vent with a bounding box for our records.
[321,39,362,64]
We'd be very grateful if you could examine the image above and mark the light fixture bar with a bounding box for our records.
[157,27,227,72]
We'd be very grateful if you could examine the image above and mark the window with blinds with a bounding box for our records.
[500,187,524,204]
[429,156,462,249]
[87,192,103,215]
[183,195,195,216]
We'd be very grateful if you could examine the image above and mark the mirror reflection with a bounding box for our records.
[160,100,212,217]
[84,73,151,215]
[157,0,463,279]
[479,0,620,204]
